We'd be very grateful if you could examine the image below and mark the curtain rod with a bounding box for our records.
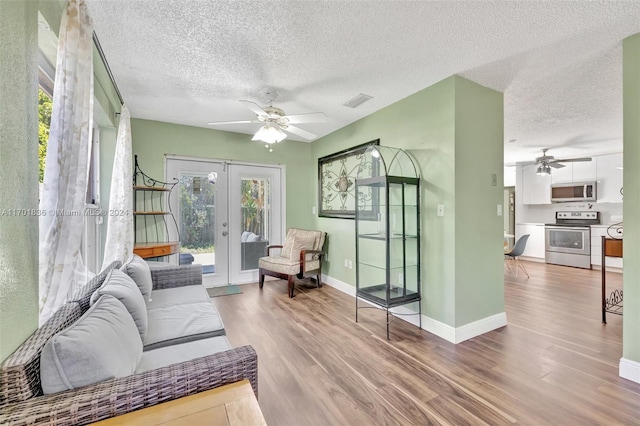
[92,31,124,106]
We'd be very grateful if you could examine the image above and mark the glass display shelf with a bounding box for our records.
[358,233,418,240]
[358,284,420,307]
[358,260,418,270]
[355,145,421,339]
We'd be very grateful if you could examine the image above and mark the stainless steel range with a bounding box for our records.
[545,211,600,269]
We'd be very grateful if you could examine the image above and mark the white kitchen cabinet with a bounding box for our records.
[521,165,551,205]
[550,160,596,184]
[572,160,597,182]
[550,163,573,184]
[596,153,623,203]
[515,224,546,259]
[590,226,623,269]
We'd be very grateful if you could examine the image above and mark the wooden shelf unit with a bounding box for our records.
[133,155,180,260]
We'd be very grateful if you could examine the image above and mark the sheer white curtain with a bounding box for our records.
[39,0,94,325]
[102,105,133,269]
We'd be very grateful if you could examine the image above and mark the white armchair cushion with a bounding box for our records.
[259,256,301,275]
[40,295,142,394]
[290,234,316,261]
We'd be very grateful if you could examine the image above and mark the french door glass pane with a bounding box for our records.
[179,173,216,274]
[240,177,270,271]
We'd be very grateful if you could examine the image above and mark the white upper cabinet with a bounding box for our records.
[550,163,573,184]
[550,159,597,184]
[521,165,551,204]
[572,160,597,182]
[596,153,623,203]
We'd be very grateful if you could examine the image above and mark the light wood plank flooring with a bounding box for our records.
[212,262,639,425]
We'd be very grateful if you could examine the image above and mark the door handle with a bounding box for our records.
[222,231,228,237]
[222,222,227,227]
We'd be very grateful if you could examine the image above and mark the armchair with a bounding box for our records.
[258,228,326,298]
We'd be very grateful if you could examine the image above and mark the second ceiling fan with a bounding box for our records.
[208,100,327,144]
[523,148,592,175]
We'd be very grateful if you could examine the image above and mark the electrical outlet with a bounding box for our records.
[348,260,353,269]
[344,259,349,268]
[437,204,445,217]
[312,206,316,215]
[497,204,503,216]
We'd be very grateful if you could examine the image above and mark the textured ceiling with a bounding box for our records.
[85,0,640,164]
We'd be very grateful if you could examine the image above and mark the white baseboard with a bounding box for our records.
[520,256,545,263]
[322,274,507,344]
[620,358,640,384]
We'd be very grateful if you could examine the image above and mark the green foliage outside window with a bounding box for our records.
[38,89,52,183]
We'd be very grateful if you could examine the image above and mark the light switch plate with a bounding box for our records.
[437,204,445,216]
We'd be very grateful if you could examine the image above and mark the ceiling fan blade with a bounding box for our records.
[207,120,261,125]
[549,163,565,169]
[556,157,592,163]
[239,100,269,117]
[282,112,327,124]
[284,124,317,140]
[515,161,537,166]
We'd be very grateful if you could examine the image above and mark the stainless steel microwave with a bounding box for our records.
[550,181,597,203]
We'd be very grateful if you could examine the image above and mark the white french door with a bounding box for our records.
[166,158,229,287]
[167,157,283,287]
[228,164,282,284]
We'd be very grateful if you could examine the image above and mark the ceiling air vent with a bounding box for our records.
[343,93,373,108]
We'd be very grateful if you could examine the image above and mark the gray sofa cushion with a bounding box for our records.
[144,302,225,351]
[136,336,232,373]
[147,285,210,310]
[121,254,153,301]
[90,269,148,340]
[40,295,142,394]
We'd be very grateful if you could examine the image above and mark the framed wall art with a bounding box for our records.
[318,139,379,219]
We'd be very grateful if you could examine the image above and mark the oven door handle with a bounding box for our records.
[584,184,588,199]
[545,226,590,230]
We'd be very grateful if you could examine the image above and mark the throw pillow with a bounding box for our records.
[40,294,142,395]
[290,234,316,262]
[90,269,148,341]
[247,233,261,242]
[241,231,252,242]
[121,254,153,302]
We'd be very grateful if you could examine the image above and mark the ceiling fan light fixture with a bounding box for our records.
[252,124,287,144]
[536,164,551,175]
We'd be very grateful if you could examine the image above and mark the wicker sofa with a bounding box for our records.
[0,260,257,426]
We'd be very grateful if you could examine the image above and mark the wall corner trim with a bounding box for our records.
[322,274,507,344]
[620,357,640,384]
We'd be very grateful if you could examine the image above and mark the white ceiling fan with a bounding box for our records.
[207,100,327,145]
[520,148,592,175]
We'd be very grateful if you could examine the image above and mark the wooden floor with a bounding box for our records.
[212,262,639,425]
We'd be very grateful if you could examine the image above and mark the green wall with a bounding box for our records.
[453,77,505,326]
[623,34,640,364]
[130,119,314,230]
[0,0,40,360]
[311,76,504,329]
